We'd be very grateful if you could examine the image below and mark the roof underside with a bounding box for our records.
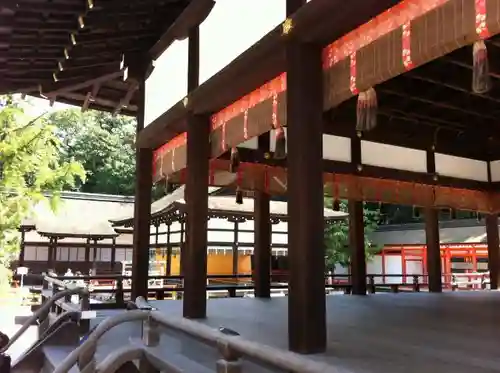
[329,35,500,161]
[0,0,189,115]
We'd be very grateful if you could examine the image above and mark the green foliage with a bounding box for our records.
[0,96,85,267]
[48,109,137,195]
[324,197,380,271]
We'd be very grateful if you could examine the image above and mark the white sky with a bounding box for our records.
[144,0,291,126]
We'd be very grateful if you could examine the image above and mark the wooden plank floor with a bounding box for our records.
[147,292,500,373]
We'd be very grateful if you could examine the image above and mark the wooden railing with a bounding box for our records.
[52,297,334,373]
[2,283,89,354]
[33,273,436,312]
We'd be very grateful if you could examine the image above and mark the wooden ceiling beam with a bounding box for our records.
[41,69,125,96]
[378,88,498,123]
[1,0,85,14]
[149,0,215,60]
[82,83,101,112]
[114,83,138,115]
[72,30,160,45]
[5,47,138,61]
[60,91,137,111]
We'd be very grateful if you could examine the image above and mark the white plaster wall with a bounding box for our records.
[384,256,403,284]
[490,160,500,182]
[361,141,427,173]
[199,0,286,84]
[435,153,488,181]
[323,135,351,162]
[24,247,48,261]
[145,39,188,126]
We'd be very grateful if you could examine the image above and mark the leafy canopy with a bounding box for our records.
[48,108,137,195]
[0,96,85,270]
[324,198,380,270]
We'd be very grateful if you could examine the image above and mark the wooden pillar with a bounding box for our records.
[92,238,98,273]
[286,0,326,352]
[166,223,172,276]
[131,72,153,300]
[349,201,366,295]
[425,208,442,292]
[254,191,271,298]
[486,214,499,289]
[84,238,90,271]
[19,230,26,266]
[232,221,239,276]
[179,221,185,276]
[111,237,116,270]
[425,150,442,292]
[48,237,55,271]
[183,113,210,318]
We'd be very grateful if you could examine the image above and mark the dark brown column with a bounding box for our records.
[232,222,239,276]
[19,230,26,266]
[166,223,172,276]
[254,192,271,298]
[425,150,441,292]
[349,200,367,295]
[110,237,116,270]
[183,113,210,318]
[486,214,499,289]
[179,221,185,276]
[425,208,442,292]
[131,75,153,300]
[286,0,326,352]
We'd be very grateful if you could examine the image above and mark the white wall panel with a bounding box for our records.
[361,141,427,173]
[490,160,500,182]
[435,153,488,181]
[323,135,351,162]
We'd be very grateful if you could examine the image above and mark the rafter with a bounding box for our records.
[41,69,125,96]
[1,0,85,14]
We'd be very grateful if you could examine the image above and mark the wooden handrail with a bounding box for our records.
[53,303,336,373]
[1,286,89,353]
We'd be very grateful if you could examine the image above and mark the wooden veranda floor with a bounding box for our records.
[90,292,500,372]
[149,292,500,373]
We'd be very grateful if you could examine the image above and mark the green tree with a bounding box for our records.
[48,108,137,195]
[0,97,85,284]
[324,198,380,271]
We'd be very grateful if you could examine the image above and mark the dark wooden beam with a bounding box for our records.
[183,115,209,318]
[286,0,326,351]
[425,150,442,293]
[131,74,153,299]
[183,26,207,319]
[349,133,367,295]
[1,0,84,14]
[149,0,214,60]
[253,191,271,298]
[486,214,500,290]
[42,70,124,96]
[254,134,272,298]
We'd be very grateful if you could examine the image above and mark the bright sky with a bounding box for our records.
[144,0,292,126]
[21,95,73,117]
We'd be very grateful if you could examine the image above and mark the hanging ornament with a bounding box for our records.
[472,40,491,94]
[356,87,378,132]
[274,127,287,160]
[235,187,243,204]
[229,147,240,173]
